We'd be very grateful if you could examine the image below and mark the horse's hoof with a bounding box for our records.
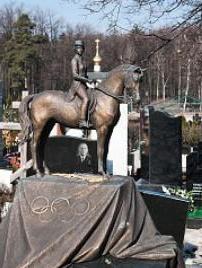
[44,167,50,175]
[36,171,45,178]
[103,173,111,180]
[98,171,110,180]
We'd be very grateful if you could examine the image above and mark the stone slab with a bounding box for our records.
[68,256,168,268]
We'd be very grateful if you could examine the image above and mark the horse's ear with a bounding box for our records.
[134,67,142,73]
[134,67,147,74]
[141,68,147,72]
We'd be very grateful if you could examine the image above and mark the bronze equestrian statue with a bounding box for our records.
[19,64,143,177]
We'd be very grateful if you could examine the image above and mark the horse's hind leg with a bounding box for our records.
[39,120,55,175]
[32,126,45,177]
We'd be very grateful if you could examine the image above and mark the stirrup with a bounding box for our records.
[79,120,92,129]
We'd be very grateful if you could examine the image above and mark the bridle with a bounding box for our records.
[94,68,143,104]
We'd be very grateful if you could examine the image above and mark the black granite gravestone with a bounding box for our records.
[139,189,188,248]
[69,256,168,268]
[186,152,198,181]
[186,143,202,183]
[149,109,182,184]
[44,136,98,173]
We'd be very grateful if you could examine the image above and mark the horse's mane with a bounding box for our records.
[108,64,140,77]
[96,64,141,96]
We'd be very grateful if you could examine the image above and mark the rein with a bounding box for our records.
[94,86,125,103]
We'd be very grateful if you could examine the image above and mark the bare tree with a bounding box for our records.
[64,0,202,30]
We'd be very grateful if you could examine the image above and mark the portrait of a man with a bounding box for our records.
[74,142,93,173]
[45,137,97,173]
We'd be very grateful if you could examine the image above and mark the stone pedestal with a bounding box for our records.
[149,109,182,184]
[0,175,182,268]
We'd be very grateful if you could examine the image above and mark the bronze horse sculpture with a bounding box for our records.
[19,64,143,176]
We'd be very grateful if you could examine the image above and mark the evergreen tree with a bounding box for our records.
[2,13,47,101]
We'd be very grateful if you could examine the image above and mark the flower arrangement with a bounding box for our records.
[164,186,194,212]
[4,152,20,171]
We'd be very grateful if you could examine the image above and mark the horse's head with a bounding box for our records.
[123,65,145,102]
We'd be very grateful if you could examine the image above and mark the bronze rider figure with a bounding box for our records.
[71,40,94,128]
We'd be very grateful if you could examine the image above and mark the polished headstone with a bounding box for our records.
[68,256,168,268]
[44,136,98,173]
[139,188,188,248]
[186,143,202,183]
[149,109,182,184]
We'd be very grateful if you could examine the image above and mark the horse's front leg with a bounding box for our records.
[43,162,50,175]
[97,125,109,177]
[31,134,37,172]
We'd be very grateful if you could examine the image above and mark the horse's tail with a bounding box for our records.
[18,95,34,143]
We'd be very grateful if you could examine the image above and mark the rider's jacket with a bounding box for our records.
[71,54,88,86]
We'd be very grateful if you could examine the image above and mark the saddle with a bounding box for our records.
[66,86,97,121]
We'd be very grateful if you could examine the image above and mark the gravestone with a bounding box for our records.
[139,107,149,180]
[186,142,202,183]
[44,136,98,173]
[186,151,198,181]
[149,109,182,184]
[139,189,188,248]
[71,256,169,268]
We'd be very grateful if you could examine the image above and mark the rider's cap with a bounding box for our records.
[74,40,85,47]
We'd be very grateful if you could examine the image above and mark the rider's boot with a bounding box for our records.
[79,98,93,128]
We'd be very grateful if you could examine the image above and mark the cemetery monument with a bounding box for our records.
[0,40,185,268]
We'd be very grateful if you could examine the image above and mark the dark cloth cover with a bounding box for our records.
[0,175,184,268]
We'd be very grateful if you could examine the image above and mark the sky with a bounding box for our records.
[0,0,187,33]
[0,0,109,32]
